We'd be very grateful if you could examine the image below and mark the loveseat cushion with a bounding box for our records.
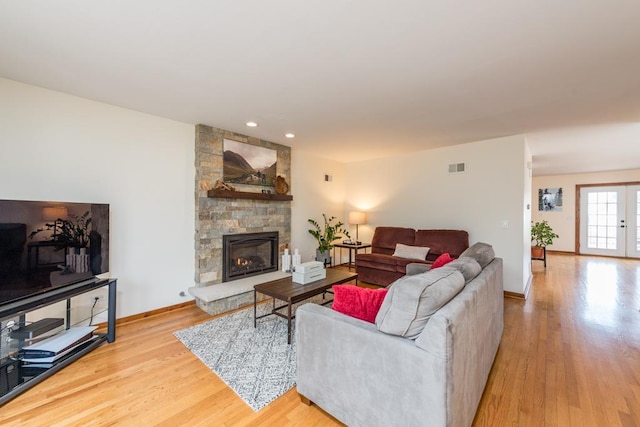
[371,227,416,255]
[459,242,495,268]
[356,253,399,272]
[332,285,389,323]
[375,267,465,339]
[443,257,482,283]
[415,229,469,261]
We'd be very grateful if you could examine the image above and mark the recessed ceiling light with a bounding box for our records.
[246,121,258,127]
[285,133,295,138]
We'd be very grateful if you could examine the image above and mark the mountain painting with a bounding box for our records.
[223,139,277,187]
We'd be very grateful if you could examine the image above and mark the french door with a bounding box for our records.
[579,185,640,258]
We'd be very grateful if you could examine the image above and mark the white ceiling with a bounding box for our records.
[1,1,640,176]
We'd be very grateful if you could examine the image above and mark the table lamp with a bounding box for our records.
[348,211,367,244]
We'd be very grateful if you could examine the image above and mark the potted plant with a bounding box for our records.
[308,214,350,266]
[531,220,558,259]
[29,211,92,252]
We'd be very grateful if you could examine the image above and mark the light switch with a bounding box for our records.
[501,220,509,229]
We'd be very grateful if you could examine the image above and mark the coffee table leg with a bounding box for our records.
[287,301,292,345]
[254,290,257,328]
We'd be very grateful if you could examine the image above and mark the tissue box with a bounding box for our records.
[294,261,324,274]
[293,268,327,284]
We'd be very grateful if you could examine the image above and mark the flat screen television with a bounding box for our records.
[0,199,109,307]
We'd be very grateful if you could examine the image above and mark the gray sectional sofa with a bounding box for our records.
[296,243,503,427]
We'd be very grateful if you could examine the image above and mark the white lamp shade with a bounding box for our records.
[348,211,367,225]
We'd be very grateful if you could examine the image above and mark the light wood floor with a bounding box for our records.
[1,254,638,426]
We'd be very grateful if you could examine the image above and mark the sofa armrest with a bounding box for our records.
[296,303,449,427]
[406,262,432,275]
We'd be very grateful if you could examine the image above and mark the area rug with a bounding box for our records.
[174,297,329,412]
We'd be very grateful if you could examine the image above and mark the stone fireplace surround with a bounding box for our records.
[193,124,291,315]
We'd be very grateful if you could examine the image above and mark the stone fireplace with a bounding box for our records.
[223,232,278,282]
[193,124,291,315]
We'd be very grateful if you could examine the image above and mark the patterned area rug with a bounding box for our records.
[174,296,329,412]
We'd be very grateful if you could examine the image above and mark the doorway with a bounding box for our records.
[577,183,640,258]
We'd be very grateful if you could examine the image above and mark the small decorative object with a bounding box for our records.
[292,248,301,268]
[308,214,351,266]
[213,179,236,191]
[282,248,291,273]
[274,175,289,195]
[292,261,326,284]
[199,180,213,191]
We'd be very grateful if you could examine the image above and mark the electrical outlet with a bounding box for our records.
[90,295,105,304]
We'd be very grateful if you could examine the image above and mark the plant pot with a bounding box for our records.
[531,246,544,259]
[315,249,331,266]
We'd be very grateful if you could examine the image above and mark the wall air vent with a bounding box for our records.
[448,163,465,174]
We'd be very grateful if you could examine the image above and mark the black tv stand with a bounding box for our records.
[0,278,116,405]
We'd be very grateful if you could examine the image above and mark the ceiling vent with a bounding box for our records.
[448,163,465,174]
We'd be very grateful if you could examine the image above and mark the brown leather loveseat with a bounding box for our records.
[355,227,469,286]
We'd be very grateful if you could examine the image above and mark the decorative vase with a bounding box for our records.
[315,249,331,267]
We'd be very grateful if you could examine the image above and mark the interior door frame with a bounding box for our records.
[575,181,640,255]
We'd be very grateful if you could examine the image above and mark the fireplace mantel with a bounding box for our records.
[207,189,293,201]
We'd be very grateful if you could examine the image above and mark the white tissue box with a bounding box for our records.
[294,261,324,274]
[292,268,327,284]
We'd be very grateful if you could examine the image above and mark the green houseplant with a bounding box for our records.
[308,214,350,265]
[531,220,558,259]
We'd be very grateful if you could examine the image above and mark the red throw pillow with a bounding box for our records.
[432,253,455,269]
[332,285,389,323]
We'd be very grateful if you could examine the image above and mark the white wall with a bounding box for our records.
[344,135,530,294]
[533,168,640,252]
[290,150,347,263]
[0,78,195,318]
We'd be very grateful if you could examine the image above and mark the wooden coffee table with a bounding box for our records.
[254,269,358,344]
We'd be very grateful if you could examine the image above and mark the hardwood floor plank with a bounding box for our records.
[1,255,639,426]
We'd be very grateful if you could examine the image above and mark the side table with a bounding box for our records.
[333,243,371,271]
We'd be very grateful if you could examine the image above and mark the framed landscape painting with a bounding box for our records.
[223,139,277,187]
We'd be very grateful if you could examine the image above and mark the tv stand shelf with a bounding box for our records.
[0,278,116,406]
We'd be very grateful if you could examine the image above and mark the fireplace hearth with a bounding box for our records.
[222,232,278,282]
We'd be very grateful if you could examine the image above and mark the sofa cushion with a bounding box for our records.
[459,242,495,268]
[394,257,430,273]
[332,285,389,323]
[392,243,430,260]
[415,229,469,261]
[371,227,416,255]
[441,257,482,283]
[375,267,465,339]
[405,263,432,275]
[431,253,454,269]
[356,253,399,272]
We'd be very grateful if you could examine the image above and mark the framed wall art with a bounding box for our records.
[538,187,563,212]
[223,139,277,187]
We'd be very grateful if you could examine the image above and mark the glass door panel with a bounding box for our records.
[580,186,626,257]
